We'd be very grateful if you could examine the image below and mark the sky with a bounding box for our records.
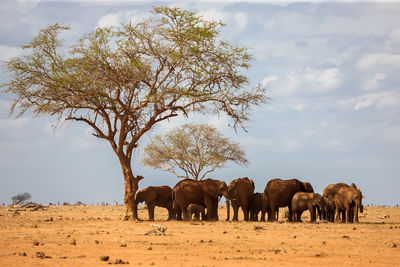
[1,0,399,206]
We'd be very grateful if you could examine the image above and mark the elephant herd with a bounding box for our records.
[134,177,364,223]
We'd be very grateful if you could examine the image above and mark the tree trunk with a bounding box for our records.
[119,155,143,220]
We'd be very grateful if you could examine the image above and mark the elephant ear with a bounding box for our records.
[145,187,158,203]
[203,180,219,198]
[250,179,255,190]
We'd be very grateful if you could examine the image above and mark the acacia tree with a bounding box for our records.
[142,123,248,181]
[3,7,266,220]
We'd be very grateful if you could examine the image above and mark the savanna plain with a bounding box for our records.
[1,204,399,266]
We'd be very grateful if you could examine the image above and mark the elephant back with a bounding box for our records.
[228,177,255,200]
[173,179,204,203]
[264,178,307,207]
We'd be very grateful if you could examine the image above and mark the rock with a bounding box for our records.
[391,243,397,248]
[33,241,40,246]
[100,256,110,261]
[120,243,127,247]
[36,252,45,259]
[70,240,76,245]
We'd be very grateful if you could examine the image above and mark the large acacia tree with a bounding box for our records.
[3,6,266,220]
[143,123,248,181]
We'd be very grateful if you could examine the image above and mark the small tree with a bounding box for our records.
[11,192,31,204]
[142,123,248,180]
[3,7,266,220]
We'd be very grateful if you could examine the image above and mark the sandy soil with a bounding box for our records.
[0,204,399,266]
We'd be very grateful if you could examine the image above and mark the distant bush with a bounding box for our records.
[11,192,31,204]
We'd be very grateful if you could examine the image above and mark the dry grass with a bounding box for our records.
[0,205,399,266]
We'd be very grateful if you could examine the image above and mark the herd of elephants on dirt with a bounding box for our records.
[134,177,363,223]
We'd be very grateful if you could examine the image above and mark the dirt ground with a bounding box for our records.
[0,204,399,267]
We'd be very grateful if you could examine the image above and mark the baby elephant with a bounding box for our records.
[291,192,323,222]
[186,204,206,221]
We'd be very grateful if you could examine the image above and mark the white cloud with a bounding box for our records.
[0,45,23,61]
[261,75,278,86]
[357,53,400,70]
[364,73,386,91]
[234,12,247,32]
[197,8,248,35]
[197,8,227,23]
[274,67,340,96]
[291,103,307,112]
[339,91,400,110]
[97,13,120,28]
[97,11,144,28]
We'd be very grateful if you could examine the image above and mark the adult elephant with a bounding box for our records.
[173,178,229,221]
[323,183,357,222]
[264,178,314,222]
[291,192,323,222]
[226,177,255,221]
[135,186,173,221]
[334,186,363,223]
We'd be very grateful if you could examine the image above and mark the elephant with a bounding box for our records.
[291,192,323,222]
[248,193,268,221]
[135,186,173,221]
[173,178,229,221]
[187,203,206,221]
[264,178,314,222]
[322,182,357,222]
[334,186,363,223]
[226,177,255,221]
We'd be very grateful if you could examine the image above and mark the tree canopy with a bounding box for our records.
[3,6,267,219]
[142,123,248,180]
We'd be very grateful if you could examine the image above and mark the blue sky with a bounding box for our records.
[1,1,399,205]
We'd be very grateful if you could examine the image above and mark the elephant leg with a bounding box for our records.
[242,204,249,222]
[291,208,296,221]
[147,203,156,221]
[335,209,341,223]
[309,207,316,222]
[232,201,239,221]
[267,204,276,222]
[176,206,182,221]
[350,206,355,223]
[288,206,293,222]
[201,210,206,221]
[355,205,359,223]
[260,202,267,222]
[167,207,173,221]
[181,204,189,221]
[341,210,346,223]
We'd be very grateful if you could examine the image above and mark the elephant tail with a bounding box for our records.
[226,199,230,221]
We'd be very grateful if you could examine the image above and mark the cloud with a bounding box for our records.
[261,75,278,86]
[197,8,248,35]
[97,10,144,28]
[274,67,341,96]
[364,73,386,91]
[356,53,400,70]
[339,91,400,110]
[0,45,23,61]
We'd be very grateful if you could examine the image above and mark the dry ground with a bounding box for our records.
[0,204,399,266]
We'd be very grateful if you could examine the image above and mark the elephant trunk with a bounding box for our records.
[317,205,322,221]
[226,199,230,221]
